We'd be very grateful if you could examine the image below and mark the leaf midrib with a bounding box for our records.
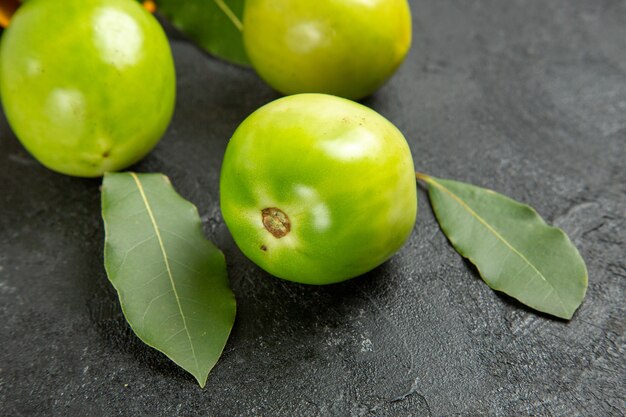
[427,176,569,315]
[213,0,243,31]
[131,173,201,377]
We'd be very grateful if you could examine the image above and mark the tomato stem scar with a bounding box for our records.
[261,207,291,238]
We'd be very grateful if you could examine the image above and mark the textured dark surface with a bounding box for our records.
[1,0,625,415]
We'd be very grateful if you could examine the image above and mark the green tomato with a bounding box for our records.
[243,0,412,100]
[0,0,175,177]
[220,94,417,285]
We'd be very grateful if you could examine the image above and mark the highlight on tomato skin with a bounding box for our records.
[220,93,418,285]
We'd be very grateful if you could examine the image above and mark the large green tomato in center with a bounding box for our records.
[220,94,417,285]
[243,0,412,100]
[0,0,175,177]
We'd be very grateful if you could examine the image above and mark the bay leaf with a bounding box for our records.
[417,173,587,320]
[155,0,249,66]
[102,172,236,387]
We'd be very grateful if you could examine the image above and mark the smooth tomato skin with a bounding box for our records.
[220,94,417,285]
[0,0,175,177]
[243,0,412,100]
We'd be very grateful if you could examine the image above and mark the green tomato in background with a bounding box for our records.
[220,94,417,285]
[243,0,412,100]
[0,0,175,177]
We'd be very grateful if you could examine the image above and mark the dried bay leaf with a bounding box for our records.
[102,172,236,387]
[417,173,587,320]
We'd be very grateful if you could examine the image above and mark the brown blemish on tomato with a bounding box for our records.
[261,207,290,238]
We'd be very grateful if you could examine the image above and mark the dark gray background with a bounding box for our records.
[1,0,624,415]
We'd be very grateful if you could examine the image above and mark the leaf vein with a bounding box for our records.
[114,235,157,273]
[212,0,243,31]
[127,270,168,292]
[169,258,203,275]
[163,328,187,344]
[131,173,201,378]
[140,289,174,329]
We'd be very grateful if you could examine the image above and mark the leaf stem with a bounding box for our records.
[415,172,432,183]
